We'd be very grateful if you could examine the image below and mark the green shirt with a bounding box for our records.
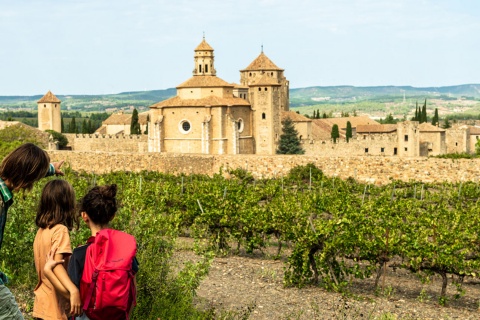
[0,163,55,284]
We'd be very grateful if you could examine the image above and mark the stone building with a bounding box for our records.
[418,122,446,156]
[95,111,149,135]
[37,91,61,132]
[147,38,289,155]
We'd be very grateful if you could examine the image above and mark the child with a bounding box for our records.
[45,184,138,320]
[0,143,64,320]
[33,179,81,320]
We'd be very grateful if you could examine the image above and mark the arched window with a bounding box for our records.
[265,87,268,91]
[205,64,208,73]
[237,118,244,133]
[262,113,266,120]
[199,65,202,73]
[258,88,261,91]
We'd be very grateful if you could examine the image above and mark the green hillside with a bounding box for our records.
[1,85,479,120]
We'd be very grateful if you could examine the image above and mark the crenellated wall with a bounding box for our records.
[47,150,480,185]
[65,133,148,153]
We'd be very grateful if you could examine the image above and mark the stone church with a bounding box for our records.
[148,37,289,155]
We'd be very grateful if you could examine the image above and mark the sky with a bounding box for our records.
[0,0,479,95]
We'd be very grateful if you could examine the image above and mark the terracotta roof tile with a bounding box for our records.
[418,122,445,132]
[356,124,397,133]
[177,76,233,88]
[321,116,379,129]
[151,95,250,108]
[195,39,214,51]
[102,112,149,125]
[469,126,480,135]
[242,52,283,71]
[311,120,332,140]
[37,90,61,103]
[281,111,311,122]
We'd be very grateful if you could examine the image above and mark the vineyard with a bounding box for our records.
[4,163,480,319]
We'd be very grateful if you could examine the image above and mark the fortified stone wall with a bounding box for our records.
[65,134,148,153]
[303,133,399,157]
[47,150,480,185]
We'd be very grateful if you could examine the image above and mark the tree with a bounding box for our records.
[69,117,77,133]
[130,109,141,135]
[346,121,352,143]
[421,99,427,123]
[322,112,327,119]
[431,108,439,126]
[46,130,69,148]
[276,117,305,154]
[81,119,88,134]
[381,113,396,124]
[413,102,419,121]
[331,124,340,143]
[61,116,64,133]
[442,117,451,129]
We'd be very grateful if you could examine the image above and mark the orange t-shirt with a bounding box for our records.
[32,224,72,320]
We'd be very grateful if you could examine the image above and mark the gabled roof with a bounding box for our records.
[356,124,397,133]
[418,122,445,132]
[311,120,334,140]
[150,95,250,108]
[195,38,214,51]
[102,111,149,125]
[242,52,283,71]
[177,76,233,88]
[37,90,61,103]
[250,73,281,86]
[281,111,311,123]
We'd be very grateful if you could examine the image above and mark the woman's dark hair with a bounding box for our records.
[0,143,50,191]
[80,184,117,226]
[36,179,78,230]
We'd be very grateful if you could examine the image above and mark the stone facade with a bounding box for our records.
[47,150,480,185]
[64,133,148,153]
[37,91,61,132]
[147,38,289,155]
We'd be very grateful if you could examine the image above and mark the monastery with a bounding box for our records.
[30,38,480,158]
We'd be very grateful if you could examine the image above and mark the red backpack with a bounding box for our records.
[80,229,137,320]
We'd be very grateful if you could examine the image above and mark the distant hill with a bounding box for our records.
[289,84,480,107]
[0,85,479,113]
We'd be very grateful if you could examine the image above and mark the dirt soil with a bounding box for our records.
[175,239,480,320]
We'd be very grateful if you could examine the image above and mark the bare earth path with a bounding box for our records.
[175,238,480,319]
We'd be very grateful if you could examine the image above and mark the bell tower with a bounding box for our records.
[37,90,61,132]
[193,36,216,76]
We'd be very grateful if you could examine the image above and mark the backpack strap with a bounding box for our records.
[83,269,99,311]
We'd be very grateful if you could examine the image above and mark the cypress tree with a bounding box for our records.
[421,99,427,123]
[69,117,77,133]
[81,119,88,134]
[61,116,64,133]
[346,121,352,143]
[331,124,340,143]
[431,108,439,126]
[276,117,305,154]
[130,109,141,134]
